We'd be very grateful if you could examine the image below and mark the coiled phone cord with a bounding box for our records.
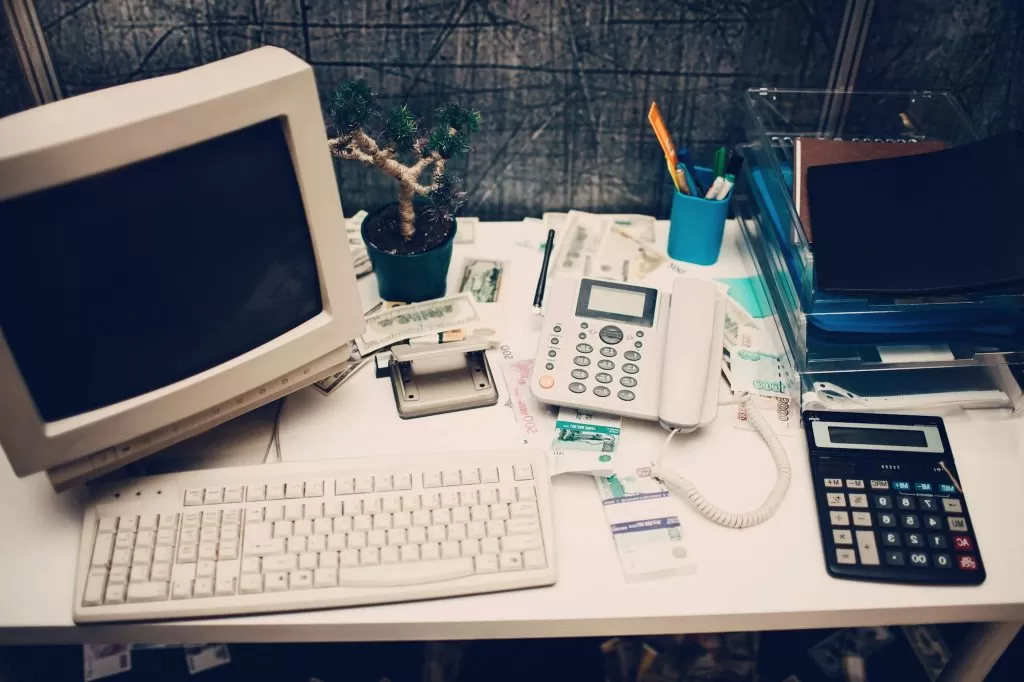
[650,393,792,529]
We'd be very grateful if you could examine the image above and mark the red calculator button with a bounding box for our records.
[952,535,974,551]
[957,555,979,571]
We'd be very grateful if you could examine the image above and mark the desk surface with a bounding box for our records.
[2,220,1023,644]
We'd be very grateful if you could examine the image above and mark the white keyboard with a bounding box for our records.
[74,449,556,623]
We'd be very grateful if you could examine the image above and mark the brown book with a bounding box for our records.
[793,138,946,242]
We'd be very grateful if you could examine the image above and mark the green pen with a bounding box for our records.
[713,146,728,178]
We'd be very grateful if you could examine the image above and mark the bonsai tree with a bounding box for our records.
[326,80,481,242]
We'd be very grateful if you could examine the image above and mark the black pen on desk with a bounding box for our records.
[533,229,556,310]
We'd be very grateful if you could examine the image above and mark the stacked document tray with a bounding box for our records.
[733,89,1024,406]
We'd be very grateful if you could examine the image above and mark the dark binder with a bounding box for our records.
[807,130,1024,295]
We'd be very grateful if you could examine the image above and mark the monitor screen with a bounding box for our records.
[0,118,323,422]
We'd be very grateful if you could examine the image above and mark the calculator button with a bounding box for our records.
[942,498,963,513]
[928,534,948,549]
[852,512,872,527]
[948,517,968,532]
[568,382,586,394]
[576,343,593,354]
[849,494,868,508]
[824,478,843,488]
[914,482,933,493]
[600,347,616,357]
[873,495,892,509]
[832,529,853,545]
[878,513,897,527]
[923,515,943,531]
[884,550,906,566]
[624,350,641,361]
[855,531,880,565]
[918,497,938,512]
[905,532,924,548]
[893,481,911,491]
[934,553,953,569]
[830,511,850,526]
[909,552,929,567]
[957,555,980,571]
[901,514,920,529]
[598,326,623,345]
[826,493,846,507]
[622,363,639,374]
[952,535,973,551]
[870,480,890,490]
[593,386,610,398]
[571,369,588,380]
[896,496,916,510]
[573,356,591,367]
[938,483,957,494]
[881,531,901,547]
[846,479,864,489]
[619,376,637,388]
[597,359,614,370]
[836,549,857,565]
[617,390,635,402]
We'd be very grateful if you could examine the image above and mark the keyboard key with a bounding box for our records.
[266,483,285,500]
[363,498,382,515]
[957,555,980,571]
[880,531,901,547]
[339,549,360,567]
[400,545,420,562]
[829,511,850,526]
[506,518,540,536]
[846,479,864,489]
[909,552,929,567]
[939,483,957,494]
[442,470,461,486]
[204,487,224,505]
[461,468,481,485]
[105,584,127,605]
[499,552,523,571]
[285,482,304,499]
[523,550,546,570]
[382,496,402,514]
[952,535,974,551]
[836,548,856,565]
[873,495,892,509]
[394,474,413,490]
[905,532,924,548]
[942,498,963,513]
[878,513,897,528]
[313,568,337,588]
[855,531,879,565]
[305,480,324,497]
[196,560,216,578]
[108,566,129,585]
[826,493,846,507]
[246,485,266,502]
[138,515,158,532]
[319,552,338,569]
[914,482,933,493]
[286,536,307,554]
[901,514,920,529]
[918,497,938,512]
[893,481,911,491]
[474,555,499,574]
[884,550,905,566]
[361,548,380,566]
[421,543,440,561]
[323,500,342,517]
[928,534,948,549]
[513,464,534,481]
[184,489,204,506]
[263,555,297,573]
[126,582,169,603]
[481,467,499,484]
[82,568,107,606]
[869,480,890,490]
[171,578,192,600]
[948,517,968,532]
[215,574,237,596]
[290,570,313,588]
[354,477,374,494]
[934,553,953,569]
[896,496,916,510]
[852,512,872,527]
[924,515,943,531]
[501,534,543,553]
[335,478,355,495]
[224,485,244,504]
[91,533,115,567]
[299,552,318,570]
[264,572,288,592]
[240,574,263,593]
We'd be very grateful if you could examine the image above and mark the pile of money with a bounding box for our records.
[345,210,372,277]
[550,211,665,283]
[458,257,506,303]
[355,293,480,355]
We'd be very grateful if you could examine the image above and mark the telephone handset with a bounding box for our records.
[530,276,725,426]
[531,275,791,530]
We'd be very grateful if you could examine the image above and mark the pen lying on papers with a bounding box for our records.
[533,228,556,310]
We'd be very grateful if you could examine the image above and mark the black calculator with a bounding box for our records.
[803,410,985,585]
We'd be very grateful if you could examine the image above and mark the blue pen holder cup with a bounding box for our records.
[668,166,732,265]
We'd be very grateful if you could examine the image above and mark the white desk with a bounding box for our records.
[1,220,1022,679]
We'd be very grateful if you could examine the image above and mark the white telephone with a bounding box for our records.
[531,276,726,431]
[531,275,792,529]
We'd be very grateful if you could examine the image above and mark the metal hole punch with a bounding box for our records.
[388,339,500,419]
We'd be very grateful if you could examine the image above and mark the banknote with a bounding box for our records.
[551,407,620,476]
[499,359,559,451]
[346,210,372,277]
[83,644,131,681]
[550,210,605,278]
[733,393,796,436]
[355,293,479,355]
[458,258,506,303]
[606,214,656,243]
[592,226,668,282]
[455,216,478,244]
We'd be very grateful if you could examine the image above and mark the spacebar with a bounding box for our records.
[337,559,474,587]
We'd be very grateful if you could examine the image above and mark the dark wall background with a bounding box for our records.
[3,0,1022,219]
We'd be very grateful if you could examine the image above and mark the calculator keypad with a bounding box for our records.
[816,473,983,584]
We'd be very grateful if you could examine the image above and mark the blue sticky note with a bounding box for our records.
[717,275,772,319]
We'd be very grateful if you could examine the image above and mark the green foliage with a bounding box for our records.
[434,103,482,135]
[427,104,482,159]
[384,105,419,152]
[329,80,378,133]
[425,172,468,223]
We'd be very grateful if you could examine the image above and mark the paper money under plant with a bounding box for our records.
[355,293,479,354]
[459,258,505,303]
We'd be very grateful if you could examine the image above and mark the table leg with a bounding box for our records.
[936,621,1023,682]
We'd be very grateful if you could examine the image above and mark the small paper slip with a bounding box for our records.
[185,644,231,675]
[551,407,620,476]
[83,644,131,681]
[595,464,696,581]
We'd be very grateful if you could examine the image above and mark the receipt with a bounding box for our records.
[595,464,696,581]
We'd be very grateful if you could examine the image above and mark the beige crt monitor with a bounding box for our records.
[0,47,365,490]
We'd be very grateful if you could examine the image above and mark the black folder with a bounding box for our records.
[807,130,1024,295]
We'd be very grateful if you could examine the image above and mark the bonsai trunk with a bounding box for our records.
[397,184,416,240]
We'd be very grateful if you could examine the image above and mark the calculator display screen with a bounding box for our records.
[587,285,647,317]
[828,426,928,448]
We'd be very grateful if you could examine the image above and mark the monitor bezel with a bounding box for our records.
[0,47,365,477]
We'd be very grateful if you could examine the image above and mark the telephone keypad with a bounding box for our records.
[617,390,635,401]
[598,326,623,344]
[620,377,637,387]
[573,357,590,367]
[595,373,612,383]
[593,386,610,397]
[577,343,593,353]
[571,369,588,380]
[624,351,641,361]
[600,347,616,357]
[622,363,639,374]
[568,382,586,394]
[597,359,614,371]
[543,316,647,407]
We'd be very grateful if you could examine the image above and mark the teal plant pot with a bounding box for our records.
[361,204,456,303]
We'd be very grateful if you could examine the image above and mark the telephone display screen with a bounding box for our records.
[587,285,647,317]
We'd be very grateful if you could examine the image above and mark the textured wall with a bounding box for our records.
[0,15,33,117]
[4,1,1022,218]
